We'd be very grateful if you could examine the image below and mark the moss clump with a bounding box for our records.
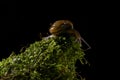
[0,36,87,80]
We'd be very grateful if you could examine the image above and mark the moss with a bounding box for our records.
[0,36,87,80]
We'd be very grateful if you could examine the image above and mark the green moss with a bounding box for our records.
[0,36,87,80]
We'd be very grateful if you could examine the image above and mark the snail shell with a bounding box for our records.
[49,20,74,35]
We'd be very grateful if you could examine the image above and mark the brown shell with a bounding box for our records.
[49,20,74,35]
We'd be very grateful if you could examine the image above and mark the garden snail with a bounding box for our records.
[49,20,81,40]
[49,20,91,50]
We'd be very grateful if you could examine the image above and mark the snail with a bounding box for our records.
[49,20,91,50]
[49,20,80,40]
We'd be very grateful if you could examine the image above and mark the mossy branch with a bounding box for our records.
[0,36,87,80]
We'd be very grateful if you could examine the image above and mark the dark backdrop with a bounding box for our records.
[0,2,96,80]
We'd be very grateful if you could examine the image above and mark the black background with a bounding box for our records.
[0,2,96,80]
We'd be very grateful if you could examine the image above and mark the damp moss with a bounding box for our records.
[0,36,87,80]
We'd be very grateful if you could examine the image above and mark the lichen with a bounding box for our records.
[0,36,87,80]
